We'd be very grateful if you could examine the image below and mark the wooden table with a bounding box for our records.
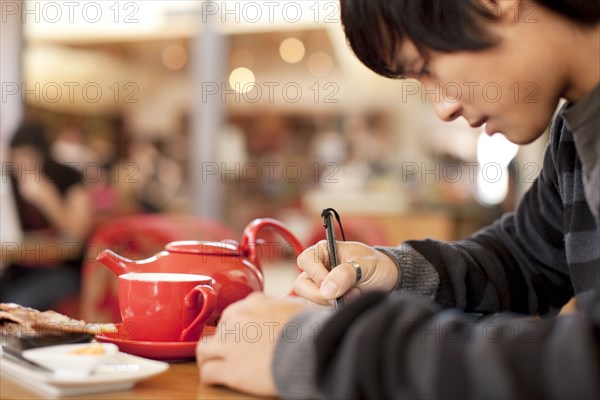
[0,361,258,399]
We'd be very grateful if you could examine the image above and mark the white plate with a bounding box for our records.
[22,343,119,378]
[1,350,169,397]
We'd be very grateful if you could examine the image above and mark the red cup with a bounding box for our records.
[118,273,216,342]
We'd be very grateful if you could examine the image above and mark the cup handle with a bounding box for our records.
[179,285,217,342]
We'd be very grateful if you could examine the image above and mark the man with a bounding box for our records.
[197,1,599,398]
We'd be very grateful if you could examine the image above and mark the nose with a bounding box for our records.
[434,98,463,122]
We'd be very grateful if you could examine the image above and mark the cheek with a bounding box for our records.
[472,73,559,139]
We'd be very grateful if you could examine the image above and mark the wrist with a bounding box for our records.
[374,248,402,291]
[375,243,440,298]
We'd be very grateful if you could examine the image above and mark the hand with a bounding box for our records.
[295,241,399,306]
[196,292,311,397]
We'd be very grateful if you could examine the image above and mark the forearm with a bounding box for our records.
[410,213,572,315]
[34,191,71,231]
[375,210,573,316]
[35,186,92,240]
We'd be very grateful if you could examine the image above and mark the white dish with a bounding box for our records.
[1,350,169,397]
[22,343,119,378]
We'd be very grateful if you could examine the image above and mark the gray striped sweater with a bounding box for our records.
[273,84,599,399]
[394,86,600,322]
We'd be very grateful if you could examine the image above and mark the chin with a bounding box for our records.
[507,135,537,145]
[504,127,547,145]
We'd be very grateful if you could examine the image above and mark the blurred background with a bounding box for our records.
[0,1,549,321]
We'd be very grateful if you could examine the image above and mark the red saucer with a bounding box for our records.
[95,324,216,361]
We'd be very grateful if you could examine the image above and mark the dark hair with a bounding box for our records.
[340,0,600,79]
[538,0,600,25]
[9,122,52,161]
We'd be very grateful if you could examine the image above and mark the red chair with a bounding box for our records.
[80,214,235,323]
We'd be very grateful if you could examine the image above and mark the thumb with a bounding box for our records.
[319,262,357,300]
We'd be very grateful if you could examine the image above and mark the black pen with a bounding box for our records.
[322,209,345,310]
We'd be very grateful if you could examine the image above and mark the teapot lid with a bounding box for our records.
[165,240,240,256]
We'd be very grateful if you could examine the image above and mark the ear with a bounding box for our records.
[478,0,524,25]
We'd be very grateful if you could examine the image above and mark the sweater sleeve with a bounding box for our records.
[311,291,600,399]
[273,292,600,399]
[375,119,574,316]
[272,310,332,400]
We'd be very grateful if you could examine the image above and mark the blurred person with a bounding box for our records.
[345,114,394,178]
[126,138,183,213]
[196,1,600,398]
[0,122,92,310]
[310,125,348,166]
[51,123,98,171]
[86,135,119,216]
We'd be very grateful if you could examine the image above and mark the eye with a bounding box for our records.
[418,62,431,77]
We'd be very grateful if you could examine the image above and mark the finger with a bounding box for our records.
[293,272,331,306]
[296,241,330,286]
[199,359,229,386]
[196,335,223,362]
[320,262,358,300]
[217,305,235,326]
[218,293,252,323]
[297,242,329,267]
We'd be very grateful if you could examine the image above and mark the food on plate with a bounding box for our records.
[0,303,116,353]
[21,343,120,378]
[0,303,116,335]
[67,343,106,356]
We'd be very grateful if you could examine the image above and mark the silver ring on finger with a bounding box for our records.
[345,260,362,284]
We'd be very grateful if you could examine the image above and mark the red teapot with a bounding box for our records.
[96,218,304,324]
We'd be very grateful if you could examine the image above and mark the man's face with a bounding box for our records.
[396,8,565,145]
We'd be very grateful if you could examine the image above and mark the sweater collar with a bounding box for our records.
[561,83,600,218]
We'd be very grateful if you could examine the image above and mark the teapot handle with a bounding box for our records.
[241,218,304,272]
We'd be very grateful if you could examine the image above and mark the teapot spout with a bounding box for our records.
[96,249,134,276]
